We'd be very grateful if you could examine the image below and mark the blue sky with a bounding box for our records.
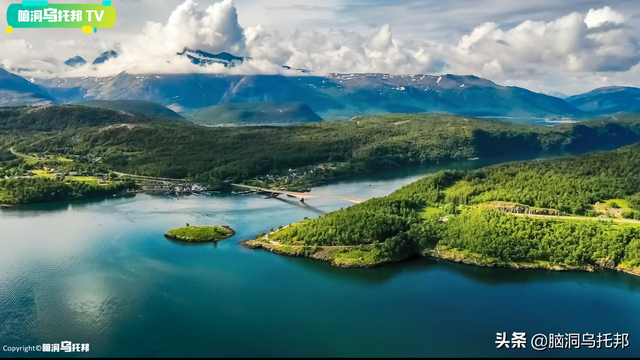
[1,0,640,94]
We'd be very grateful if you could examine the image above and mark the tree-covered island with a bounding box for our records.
[165,225,236,242]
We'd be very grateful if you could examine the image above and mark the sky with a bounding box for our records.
[1,0,640,95]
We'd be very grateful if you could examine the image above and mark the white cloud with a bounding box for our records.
[442,6,640,92]
[584,6,626,28]
[1,1,640,94]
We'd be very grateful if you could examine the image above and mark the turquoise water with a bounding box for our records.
[2,160,640,357]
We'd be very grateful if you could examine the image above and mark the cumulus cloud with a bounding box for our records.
[584,6,626,28]
[442,5,640,92]
[2,1,640,94]
[246,26,438,74]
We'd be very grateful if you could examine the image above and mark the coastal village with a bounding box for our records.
[3,148,347,200]
[246,162,344,192]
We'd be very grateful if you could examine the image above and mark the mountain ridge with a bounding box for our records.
[2,60,637,121]
[566,86,640,115]
[31,71,584,120]
[73,100,184,120]
[185,102,322,125]
[0,67,56,106]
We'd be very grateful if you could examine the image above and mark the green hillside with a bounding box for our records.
[75,100,183,120]
[185,102,322,125]
[6,108,640,188]
[245,144,640,274]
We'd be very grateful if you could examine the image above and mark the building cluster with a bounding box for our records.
[250,164,338,188]
[141,181,210,195]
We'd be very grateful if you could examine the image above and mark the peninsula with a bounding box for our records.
[241,143,640,277]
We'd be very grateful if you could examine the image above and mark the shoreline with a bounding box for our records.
[165,226,236,243]
[0,150,591,208]
[0,190,136,208]
[239,239,401,268]
[239,239,640,277]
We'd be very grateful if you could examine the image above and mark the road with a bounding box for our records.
[9,147,34,159]
[509,212,640,224]
[112,172,185,183]
[260,225,355,249]
[232,184,365,204]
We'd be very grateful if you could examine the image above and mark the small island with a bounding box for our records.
[165,224,235,243]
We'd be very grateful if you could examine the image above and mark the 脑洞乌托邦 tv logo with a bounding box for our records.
[6,1,116,34]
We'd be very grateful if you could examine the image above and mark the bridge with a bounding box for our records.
[231,184,365,204]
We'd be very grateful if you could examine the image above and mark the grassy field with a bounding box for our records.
[30,170,113,187]
[420,206,445,219]
[31,170,55,178]
[595,199,633,218]
[10,148,73,164]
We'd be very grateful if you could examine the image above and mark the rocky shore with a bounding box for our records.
[239,239,640,277]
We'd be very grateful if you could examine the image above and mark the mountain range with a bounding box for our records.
[27,72,595,120]
[2,49,640,124]
[565,87,640,115]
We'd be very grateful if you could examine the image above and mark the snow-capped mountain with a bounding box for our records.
[177,48,247,67]
[6,48,635,120]
[547,91,569,99]
[32,71,582,119]
[176,48,311,73]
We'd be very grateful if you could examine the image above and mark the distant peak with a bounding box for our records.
[282,65,311,74]
[546,91,569,99]
[92,50,118,65]
[177,48,245,67]
[64,55,87,68]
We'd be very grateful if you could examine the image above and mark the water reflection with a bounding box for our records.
[164,236,223,248]
[0,193,136,215]
[274,250,640,292]
[277,254,435,285]
[271,197,327,215]
[3,150,640,358]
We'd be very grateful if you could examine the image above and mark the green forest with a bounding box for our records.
[0,177,134,204]
[4,105,640,188]
[265,144,640,271]
[3,105,640,211]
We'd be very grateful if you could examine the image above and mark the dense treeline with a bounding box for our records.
[380,145,640,216]
[269,145,640,269]
[441,209,640,266]
[462,146,640,215]
[272,197,422,246]
[0,105,162,131]
[6,106,640,185]
[0,177,135,204]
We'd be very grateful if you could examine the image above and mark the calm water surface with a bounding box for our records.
[2,158,640,357]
